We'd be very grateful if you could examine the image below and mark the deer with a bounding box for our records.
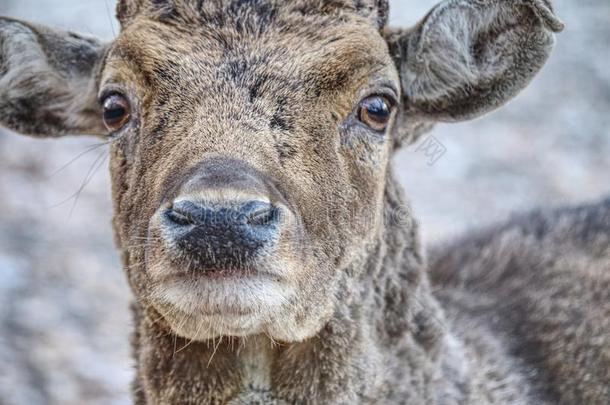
[0,0,608,403]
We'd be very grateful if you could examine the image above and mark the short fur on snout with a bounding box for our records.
[3,1,609,404]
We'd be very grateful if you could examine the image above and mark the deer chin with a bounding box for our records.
[151,275,294,340]
[146,256,330,341]
[151,277,332,341]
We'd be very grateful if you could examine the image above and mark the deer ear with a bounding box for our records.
[386,0,564,133]
[116,0,176,27]
[116,0,147,27]
[0,17,107,138]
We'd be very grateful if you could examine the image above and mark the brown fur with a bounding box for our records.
[1,1,607,404]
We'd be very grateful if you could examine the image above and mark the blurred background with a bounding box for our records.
[0,0,608,403]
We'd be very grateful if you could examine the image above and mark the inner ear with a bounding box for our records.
[387,0,564,124]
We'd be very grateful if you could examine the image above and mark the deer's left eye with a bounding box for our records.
[357,96,393,132]
[102,93,131,133]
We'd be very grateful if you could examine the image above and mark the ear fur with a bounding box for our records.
[0,17,107,137]
[116,0,151,27]
[387,0,564,144]
[116,0,197,28]
[116,0,139,27]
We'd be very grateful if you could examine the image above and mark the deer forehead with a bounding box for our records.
[102,15,396,106]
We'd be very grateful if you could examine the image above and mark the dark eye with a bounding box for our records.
[357,96,393,132]
[102,94,131,132]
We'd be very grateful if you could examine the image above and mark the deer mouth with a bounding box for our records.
[157,267,283,282]
[133,192,331,342]
[142,203,302,339]
[147,262,297,339]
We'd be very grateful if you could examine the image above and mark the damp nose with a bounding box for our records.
[162,199,281,268]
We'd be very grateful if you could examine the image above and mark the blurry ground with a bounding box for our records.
[0,0,608,404]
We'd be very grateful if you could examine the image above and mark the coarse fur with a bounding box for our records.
[1,1,608,404]
[429,198,610,404]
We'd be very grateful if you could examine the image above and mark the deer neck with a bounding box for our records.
[130,174,446,404]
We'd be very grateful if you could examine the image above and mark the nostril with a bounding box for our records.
[164,200,279,229]
[166,208,195,226]
[244,201,278,227]
[247,209,275,226]
[165,200,205,227]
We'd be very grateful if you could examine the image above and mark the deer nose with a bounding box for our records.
[162,199,281,268]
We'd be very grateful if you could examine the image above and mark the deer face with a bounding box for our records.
[0,0,562,341]
[104,6,400,341]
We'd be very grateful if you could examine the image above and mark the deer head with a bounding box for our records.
[0,0,563,343]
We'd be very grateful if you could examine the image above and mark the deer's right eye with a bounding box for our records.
[102,94,131,132]
[357,96,393,132]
